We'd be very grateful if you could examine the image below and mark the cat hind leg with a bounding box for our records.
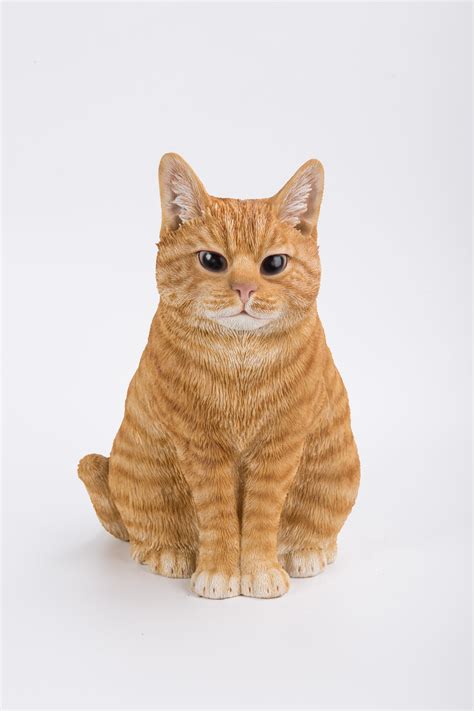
[78,453,129,541]
[279,540,337,578]
[131,545,196,579]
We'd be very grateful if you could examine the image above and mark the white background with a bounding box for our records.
[3,2,472,709]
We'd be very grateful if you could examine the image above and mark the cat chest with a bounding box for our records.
[185,364,316,440]
[149,343,320,441]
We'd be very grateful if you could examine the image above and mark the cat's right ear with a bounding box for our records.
[158,153,210,231]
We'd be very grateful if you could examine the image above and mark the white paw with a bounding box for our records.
[241,566,290,598]
[153,550,196,578]
[191,570,240,599]
[280,548,328,578]
[135,548,196,578]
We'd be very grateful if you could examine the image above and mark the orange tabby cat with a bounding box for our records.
[78,154,360,599]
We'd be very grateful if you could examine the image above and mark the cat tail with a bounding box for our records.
[78,453,129,541]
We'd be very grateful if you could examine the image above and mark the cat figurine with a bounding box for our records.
[78,153,360,599]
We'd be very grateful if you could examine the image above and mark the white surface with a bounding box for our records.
[3,2,472,709]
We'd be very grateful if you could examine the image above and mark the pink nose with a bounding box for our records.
[232,283,257,304]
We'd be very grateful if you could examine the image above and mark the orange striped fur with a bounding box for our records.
[78,154,360,598]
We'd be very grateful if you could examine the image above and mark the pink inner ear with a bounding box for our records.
[169,171,202,222]
[160,154,209,230]
[279,165,317,226]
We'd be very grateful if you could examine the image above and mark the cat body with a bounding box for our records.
[79,155,360,598]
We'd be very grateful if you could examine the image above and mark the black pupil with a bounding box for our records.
[200,251,227,272]
[261,254,286,274]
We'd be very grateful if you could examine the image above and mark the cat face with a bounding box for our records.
[156,155,324,333]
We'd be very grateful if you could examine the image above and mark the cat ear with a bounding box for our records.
[272,159,324,235]
[158,153,210,231]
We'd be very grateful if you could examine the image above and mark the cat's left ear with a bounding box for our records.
[271,159,324,236]
[158,153,210,231]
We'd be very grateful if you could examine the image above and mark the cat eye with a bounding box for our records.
[198,251,228,272]
[260,254,288,275]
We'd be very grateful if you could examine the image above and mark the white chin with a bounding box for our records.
[215,314,271,332]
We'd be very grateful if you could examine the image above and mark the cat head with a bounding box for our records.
[156,154,324,333]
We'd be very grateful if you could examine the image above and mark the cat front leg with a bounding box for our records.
[240,438,305,598]
[181,446,240,599]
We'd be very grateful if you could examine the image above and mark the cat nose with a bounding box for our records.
[231,283,257,304]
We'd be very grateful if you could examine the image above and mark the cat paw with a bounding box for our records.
[191,570,240,599]
[136,548,196,578]
[279,547,332,578]
[241,565,290,598]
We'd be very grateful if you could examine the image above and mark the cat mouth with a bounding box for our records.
[238,310,259,319]
[205,307,278,328]
[222,311,266,320]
